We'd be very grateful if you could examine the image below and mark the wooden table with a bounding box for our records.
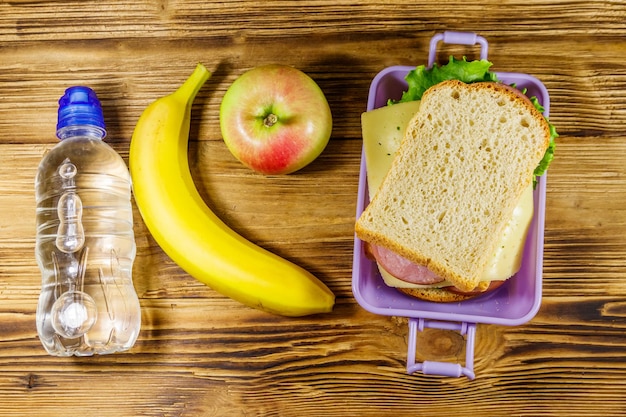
[2,1,626,415]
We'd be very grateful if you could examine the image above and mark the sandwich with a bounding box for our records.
[355,58,557,302]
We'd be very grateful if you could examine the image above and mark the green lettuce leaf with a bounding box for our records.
[517,93,558,188]
[391,56,557,187]
[391,56,499,104]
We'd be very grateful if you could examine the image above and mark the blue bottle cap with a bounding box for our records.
[57,86,106,132]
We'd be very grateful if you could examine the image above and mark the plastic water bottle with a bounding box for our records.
[35,86,141,356]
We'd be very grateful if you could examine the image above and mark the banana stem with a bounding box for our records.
[173,63,212,103]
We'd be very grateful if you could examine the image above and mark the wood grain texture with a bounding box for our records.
[2,0,626,416]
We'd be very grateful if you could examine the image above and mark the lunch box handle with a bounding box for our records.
[407,318,476,380]
[428,31,489,68]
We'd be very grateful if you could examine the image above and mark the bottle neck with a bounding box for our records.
[56,125,106,141]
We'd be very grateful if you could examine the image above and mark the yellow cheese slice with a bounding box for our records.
[361,101,533,288]
[361,101,422,198]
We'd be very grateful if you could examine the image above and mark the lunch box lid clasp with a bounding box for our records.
[407,318,476,380]
[428,31,489,68]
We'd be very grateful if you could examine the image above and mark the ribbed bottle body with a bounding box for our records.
[35,135,140,356]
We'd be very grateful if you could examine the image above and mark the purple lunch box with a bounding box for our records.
[351,32,550,379]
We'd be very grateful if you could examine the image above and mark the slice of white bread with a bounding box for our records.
[398,286,476,303]
[355,80,551,292]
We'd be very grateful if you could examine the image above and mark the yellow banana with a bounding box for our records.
[129,63,335,316]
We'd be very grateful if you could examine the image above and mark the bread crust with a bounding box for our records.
[396,278,506,302]
[397,287,475,303]
[356,80,551,293]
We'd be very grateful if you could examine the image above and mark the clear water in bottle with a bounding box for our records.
[35,86,141,356]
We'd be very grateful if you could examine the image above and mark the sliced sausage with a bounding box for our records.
[369,244,444,285]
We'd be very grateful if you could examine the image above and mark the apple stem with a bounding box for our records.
[264,113,278,127]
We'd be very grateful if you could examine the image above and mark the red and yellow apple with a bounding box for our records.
[219,64,333,175]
